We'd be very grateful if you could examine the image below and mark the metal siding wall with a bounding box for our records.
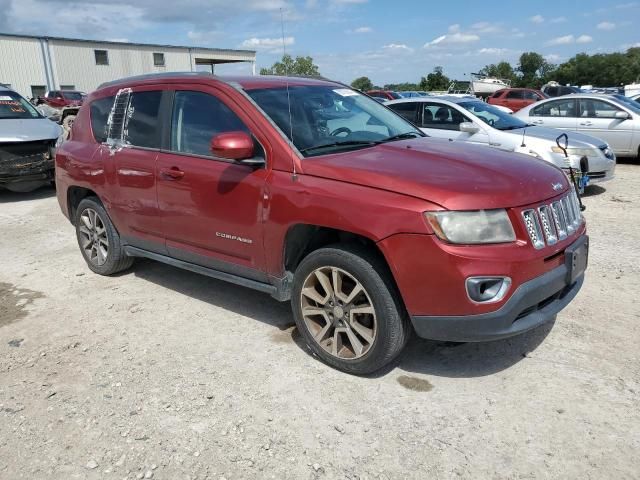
[1,36,256,96]
[0,36,48,97]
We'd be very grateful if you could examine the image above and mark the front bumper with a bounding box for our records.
[411,259,584,342]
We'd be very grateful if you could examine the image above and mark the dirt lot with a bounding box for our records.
[1,162,639,480]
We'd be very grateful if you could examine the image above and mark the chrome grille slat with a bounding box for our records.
[523,191,582,248]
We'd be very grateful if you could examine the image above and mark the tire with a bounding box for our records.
[291,244,411,375]
[74,197,134,275]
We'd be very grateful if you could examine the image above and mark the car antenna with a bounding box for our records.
[520,126,527,148]
[556,133,586,211]
[281,8,298,182]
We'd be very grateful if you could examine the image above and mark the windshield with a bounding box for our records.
[63,91,84,101]
[611,94,640,114]
[247,85,423,156]
[0,91,42,119]
[459,101,529,130]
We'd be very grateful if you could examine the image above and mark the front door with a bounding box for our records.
[577,98,633,154]
[419,102,489,145]
[156,88,269,281]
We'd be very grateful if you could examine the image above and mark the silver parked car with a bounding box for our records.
[514,93,640,158]
[0,86,62,192]
[385,96,616,184]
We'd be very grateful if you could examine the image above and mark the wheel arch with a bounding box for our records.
[67,186,99,225]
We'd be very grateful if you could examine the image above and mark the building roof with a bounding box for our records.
[0,32,255,56]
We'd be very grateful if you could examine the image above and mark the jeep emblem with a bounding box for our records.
[552,182,563,191]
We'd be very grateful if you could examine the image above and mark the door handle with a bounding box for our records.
[579,121,593,126]
[160,167,184,180]
[532,120,543,124]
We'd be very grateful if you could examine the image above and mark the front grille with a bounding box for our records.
[0,140,53,176]
[521,191,583,249]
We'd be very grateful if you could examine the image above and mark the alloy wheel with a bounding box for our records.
[300,266,377,360]
[78,208,109,266]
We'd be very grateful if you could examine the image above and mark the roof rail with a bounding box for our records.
[97,71,216,90]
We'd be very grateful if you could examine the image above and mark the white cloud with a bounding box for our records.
[530,14,544,24]
[597,21,616,30]
[470,21,502,33]
[240,36,294,50]
[546,34,575,45]
[550,16,567,23]
[477,47,509,55]
[352,26,372,33]
[425,31,480,47]
[545,34,593,46]
[545,54,561,62]
[382,43,414,53]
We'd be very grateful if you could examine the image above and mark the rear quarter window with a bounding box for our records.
[90,96,115,143]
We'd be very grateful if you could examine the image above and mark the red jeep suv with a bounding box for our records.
[55,73,588,374]
[487,88,547,112]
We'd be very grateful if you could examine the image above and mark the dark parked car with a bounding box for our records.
[487,88,547,112]
[541,83,583,97]
[55,72,588,374]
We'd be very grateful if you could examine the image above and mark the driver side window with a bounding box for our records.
[170,91,253,159]
[421,103,468,131]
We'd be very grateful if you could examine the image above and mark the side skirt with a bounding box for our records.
[123,246,290,300]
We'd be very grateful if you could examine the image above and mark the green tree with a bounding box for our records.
[351,76,374,91]
[260,54,320,76]
[478,61,517,83]
[517,52,550,87]
[420,66,450,91]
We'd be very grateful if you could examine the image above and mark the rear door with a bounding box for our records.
[577,98,632,154]
[527,98,578,132]
[156,87,269,281]
[96,87,165,252]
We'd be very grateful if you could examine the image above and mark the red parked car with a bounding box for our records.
[56,73,588,374]
[487,88,547,112]
[39,90,86,108]
[366,89,402,101]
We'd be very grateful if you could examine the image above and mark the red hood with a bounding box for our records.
[301,138,570,210]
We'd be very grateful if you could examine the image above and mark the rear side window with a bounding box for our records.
[421,103,469,130]
[90,96,115,143]
[523,90,539,100]
[531,99,577,117]
[125,91,163,148]
[388,102,418,123]
[506,90,523,99]
[170,91,250,158]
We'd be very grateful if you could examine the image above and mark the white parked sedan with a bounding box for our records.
[385,96,616,184]
[514,93,640,158]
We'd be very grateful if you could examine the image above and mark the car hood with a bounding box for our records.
[302,138,571,210]
[0,118,62,142]
[510,126,606,147]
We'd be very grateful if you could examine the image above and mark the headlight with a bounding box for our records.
[425,209,516,244]
[551,146,598,157]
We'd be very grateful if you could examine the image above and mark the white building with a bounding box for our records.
[0,33,256,98]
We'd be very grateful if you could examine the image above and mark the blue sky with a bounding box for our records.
[1,0,638,85]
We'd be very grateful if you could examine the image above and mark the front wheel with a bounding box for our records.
[75,197,134,275]
[291,245,411,375]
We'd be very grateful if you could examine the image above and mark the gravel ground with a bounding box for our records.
[1,162,639,480]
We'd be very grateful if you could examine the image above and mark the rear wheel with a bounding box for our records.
[75,197,133,275]
[291,245,410,375]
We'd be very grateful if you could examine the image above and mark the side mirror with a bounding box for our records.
[210,131,259,164]
[614,111,630,120]
[459,121,480,134]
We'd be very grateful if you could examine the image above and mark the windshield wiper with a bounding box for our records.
[299,140,377,154]
[378,132,422,143]
[497,125,526,131]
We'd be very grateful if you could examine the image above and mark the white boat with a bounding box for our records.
[625,82,640,97]
[470,73,511,96]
